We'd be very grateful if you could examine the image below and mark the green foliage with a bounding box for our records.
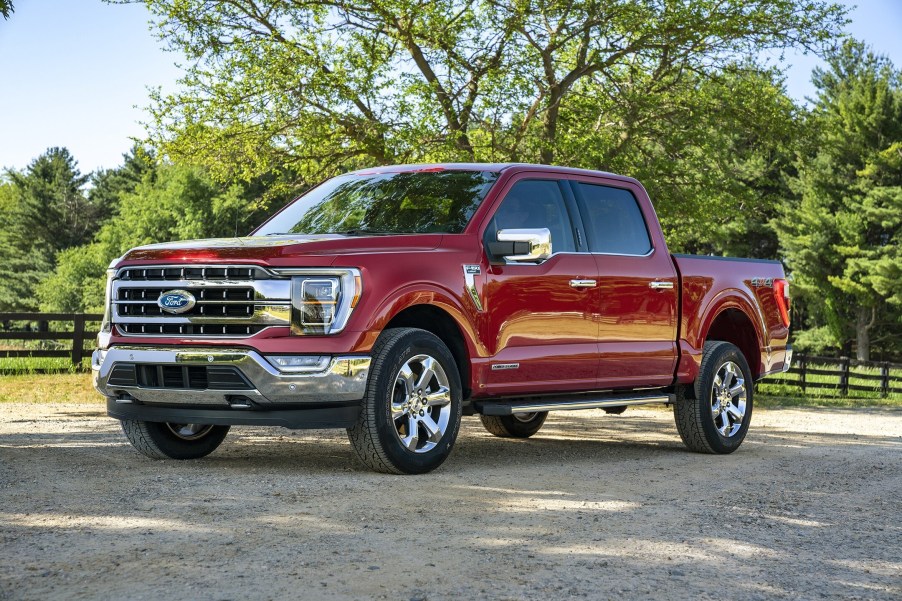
[776,40,902,361]
[0,148,103,311]
[37,157,274,313]
[0,0,13,20]
[134,0,846,244]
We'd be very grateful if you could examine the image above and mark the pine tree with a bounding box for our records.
[777,41,902,361]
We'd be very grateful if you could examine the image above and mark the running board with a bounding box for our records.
[476,393,674,416]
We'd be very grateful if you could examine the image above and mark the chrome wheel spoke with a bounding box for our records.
[726,402,744,421]
[391,400,407,421]
[729,381,745,398]
[420,414,443,443]
[400,415,419,451]
[425,386,450,407]
[414,357,436,391]
[397,365,416,395]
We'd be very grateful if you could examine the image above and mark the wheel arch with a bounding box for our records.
[377,298,475,400]
[702,305,763,378]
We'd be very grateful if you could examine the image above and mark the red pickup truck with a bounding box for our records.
[92,164,791,474]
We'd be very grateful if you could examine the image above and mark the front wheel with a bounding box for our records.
[120,420,230,459]
[674,341,753,454]
[347,328,462,474]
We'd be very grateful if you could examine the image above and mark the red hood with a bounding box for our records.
[117,234,446,268]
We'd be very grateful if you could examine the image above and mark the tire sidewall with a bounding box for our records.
[142,422,230,459]
[370,331,462,474]
[693,343,754,453]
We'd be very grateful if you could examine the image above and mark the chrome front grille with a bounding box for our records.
[112,264,291,338]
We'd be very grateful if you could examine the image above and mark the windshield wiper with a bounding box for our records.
[339,229,397,236]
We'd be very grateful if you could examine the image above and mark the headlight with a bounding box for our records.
[285,268,362,335]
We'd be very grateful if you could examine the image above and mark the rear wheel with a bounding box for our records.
[347,328,462,474]
[121,420,230,459]
[479,411,548,438]
[674,341,753,454]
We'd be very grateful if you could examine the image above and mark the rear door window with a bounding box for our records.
[575,183,652,255]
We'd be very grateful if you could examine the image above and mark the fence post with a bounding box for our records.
[71,315,85,368]
[881,362,890,398]
[839,356,850,396]
[799,355,806,394]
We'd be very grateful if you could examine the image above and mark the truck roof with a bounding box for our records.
[349,163,641,186]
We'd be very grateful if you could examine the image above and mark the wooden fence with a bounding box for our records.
[775,354,902,398]
[0,313,103,372]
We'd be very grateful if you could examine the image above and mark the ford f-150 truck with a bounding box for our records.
[92,163,792,474]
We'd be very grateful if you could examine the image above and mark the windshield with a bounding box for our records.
[254,170,499,236]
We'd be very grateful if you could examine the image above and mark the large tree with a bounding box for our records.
[133,1,845,187]
[776,41,902,361]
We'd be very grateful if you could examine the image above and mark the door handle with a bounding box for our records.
[570,279,597,288]
[649,281,674,290]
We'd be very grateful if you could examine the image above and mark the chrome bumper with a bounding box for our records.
[92,346,371,407]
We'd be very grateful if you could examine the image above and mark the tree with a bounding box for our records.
[776,41,902,361]
[0,0,13,20]
[38,161,272,312]
[133,0,845,188]
[0,148,100,311]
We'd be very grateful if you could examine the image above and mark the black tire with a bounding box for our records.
[674,341,754,454]
[120,420,230,460]
[479,411,547,438]
[347,328,463,474]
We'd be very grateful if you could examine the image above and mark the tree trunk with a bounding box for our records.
[855,306,873,362]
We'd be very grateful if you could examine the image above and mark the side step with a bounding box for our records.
[476,392,674,416]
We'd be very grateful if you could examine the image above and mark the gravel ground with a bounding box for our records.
[1,400,900,601]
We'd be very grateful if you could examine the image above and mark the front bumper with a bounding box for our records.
[92,346,371,408]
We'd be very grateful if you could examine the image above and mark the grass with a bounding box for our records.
[0,372,100,404]
[757,359,902,407]
[0,357,90,374]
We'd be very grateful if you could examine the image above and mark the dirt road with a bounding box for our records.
[1,400,900,600]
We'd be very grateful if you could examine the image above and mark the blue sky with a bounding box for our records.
[1,0,901,175]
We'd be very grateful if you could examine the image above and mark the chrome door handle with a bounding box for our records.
[649,281,674,290]
[570,279,597,288]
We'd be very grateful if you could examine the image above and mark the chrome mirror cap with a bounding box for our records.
[497,228,552,262]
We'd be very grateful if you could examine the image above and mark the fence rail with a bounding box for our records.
[0,313,103,372]
[776,354,902,397]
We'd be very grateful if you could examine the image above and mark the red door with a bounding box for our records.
[570,179,679,388]
[480,178,600,395]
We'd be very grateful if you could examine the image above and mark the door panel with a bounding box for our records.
[592,254,678,387]
[480,178,599,395]
[571,180,678,388]
[484,254,600,394]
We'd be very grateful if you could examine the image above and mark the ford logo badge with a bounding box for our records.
[157,290,196,314]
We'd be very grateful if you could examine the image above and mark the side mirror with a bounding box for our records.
[487,228,552,263]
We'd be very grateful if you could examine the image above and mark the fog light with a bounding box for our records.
[265,355,331,373]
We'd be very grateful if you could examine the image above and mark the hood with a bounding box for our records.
[118,234,446,267]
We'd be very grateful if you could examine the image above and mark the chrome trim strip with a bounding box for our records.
[492,395,671,414]
[115,264,279,279]
[113,305,291,324]
[114,279,291,300]
[92,346,371,406]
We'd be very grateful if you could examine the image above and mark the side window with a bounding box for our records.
[577,183,652,255]
[487,180,576,253]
